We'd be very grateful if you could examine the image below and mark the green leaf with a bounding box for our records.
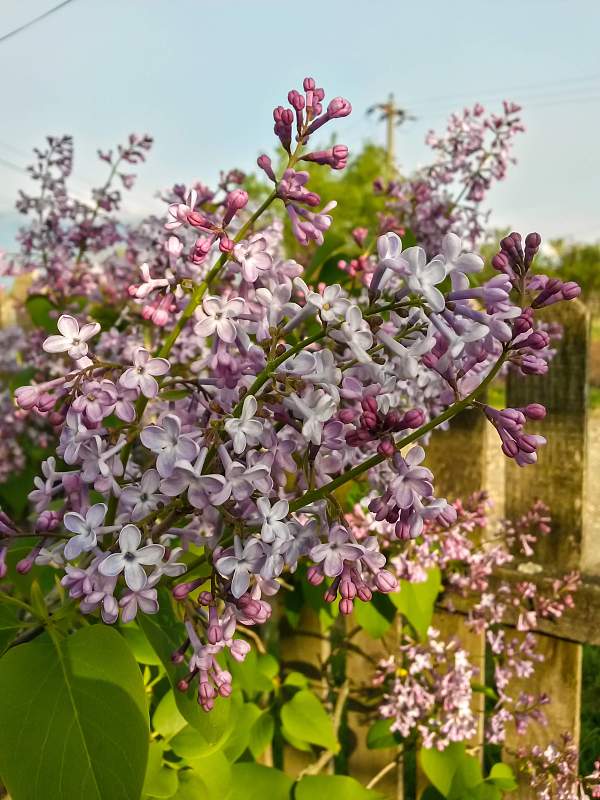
[230,763,293,800]
[296,774,384,799]
[248,711,275,759]
[366,718,401,749]
[143,741,178,798]
[185,750,232,800]
[0,625,148,800]
[283,671,309,688]
[0,603,22,654]
[487,762,518,791]
[176,770,210,800]
[152,690,187,741]
[280,689,338,752]
[25,295,58,332]
[120,621,162,665]
[420,743,465,796]
[223,702,262,761]
[353,596,393,638]
[390,567,442,640]
[225,646,274,695]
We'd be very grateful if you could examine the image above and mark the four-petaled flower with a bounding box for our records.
[233,235,273,283]
[99,524,165,591]
[224,396,264,454]
[140,414,198,477]
[194,296,245,344]
[310,527,363,577]
[63,502,114,560]
[256,497,290,543]
[43,314,100,360]
[215,535,264,598]
[120,347,170,398]
[120,469,165,521]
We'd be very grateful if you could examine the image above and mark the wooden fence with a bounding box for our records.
[280,298,596,798]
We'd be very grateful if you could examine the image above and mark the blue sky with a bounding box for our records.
[1,0,599,250]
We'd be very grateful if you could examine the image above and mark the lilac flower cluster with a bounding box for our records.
[1,76,580,712]
[376,627,478,750]
[515,734,600,799]
[364,496,582,749]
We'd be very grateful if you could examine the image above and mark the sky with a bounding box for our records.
[0,0,599,251]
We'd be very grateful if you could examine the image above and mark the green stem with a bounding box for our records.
[288,351,506,512]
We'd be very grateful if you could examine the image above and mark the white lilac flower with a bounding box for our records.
[308,284,350,324]
[119,347,170,399]
[439,232,484,290]
[140,414,198,477]
[310,527,364,577]
[329,305,373,364]
[224,395,263,454]
[215,535,264,598]
[98,524,165,591]
[404,246,447,312]
[42,314,101,360]
[285,388,337,446]
[193,296,245,344]
[233,235,273,283]
[63,502,116,560]
[256,497,290,543]
[120,469,164,522]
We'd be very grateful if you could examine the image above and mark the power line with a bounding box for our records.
[404,71,600,111]
[0,0,76,46]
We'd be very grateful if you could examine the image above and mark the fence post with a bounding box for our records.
[503,299,589,794]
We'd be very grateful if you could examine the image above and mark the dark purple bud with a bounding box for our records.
[377,439,395,457]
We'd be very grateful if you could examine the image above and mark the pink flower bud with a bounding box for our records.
[339,598,354,615]
[327,97,352,118]
[226,189,248,212]
[375,570,398,593]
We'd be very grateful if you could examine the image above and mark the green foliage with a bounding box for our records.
[366,718,403,749]
[295,774,384,799]
[230,763,293,800]
[0,625,148,800]
[280,689,339,752]
[390,567,442,640]
[353,592,396,638]
[420,743,517,799]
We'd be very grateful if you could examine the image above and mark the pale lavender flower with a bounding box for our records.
[63,502,115,560]
[310,526,363,577]
[119,587,159,623]
[119,347,170,398]
[98,524,165,591]
[43,314,100,360]
[224,395,263,454]
[285,388,337,445]
[256,497,290,543]
[215,535,264,598]
[120,469,164,521]
[193,296,245,344]
[233,235,273,283]
[140,414,198,477]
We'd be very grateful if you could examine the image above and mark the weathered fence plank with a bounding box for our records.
[503,299,589,796]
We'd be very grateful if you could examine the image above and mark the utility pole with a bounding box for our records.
[367,93,416,173]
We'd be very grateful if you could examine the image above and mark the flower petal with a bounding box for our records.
[119,524,141,553]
